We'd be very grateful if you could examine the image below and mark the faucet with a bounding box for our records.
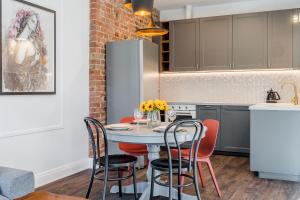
[281,82,299,105]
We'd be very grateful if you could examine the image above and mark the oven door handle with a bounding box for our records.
[176,112,193,115]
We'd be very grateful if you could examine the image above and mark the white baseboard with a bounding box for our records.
[35,158,90,188]
[88,158,93,168]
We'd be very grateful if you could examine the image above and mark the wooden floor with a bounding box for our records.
[38,155,300,200]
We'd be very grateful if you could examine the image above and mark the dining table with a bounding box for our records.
[106,122,207,200]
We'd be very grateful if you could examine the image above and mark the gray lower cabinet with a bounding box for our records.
[196,105,221,150]
[169,19,199,71]
[199,16,232,70]
[233,13,268,69]
[268,10,293,68]
[196,105,250,153]
[220,106,250,153]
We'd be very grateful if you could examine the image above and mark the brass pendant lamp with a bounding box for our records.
[123,0,132,10]
[132,0,154,16]
[136,16,168,37]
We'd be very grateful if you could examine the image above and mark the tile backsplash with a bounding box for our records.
[160,70,300,104]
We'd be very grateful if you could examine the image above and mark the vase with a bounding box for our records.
[147,110,161,128]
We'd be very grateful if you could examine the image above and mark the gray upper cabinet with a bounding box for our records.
[167,9,298,72]
[233,13,268,69]
[220,106,250,153]
[200,16,232,70]
[169,19,199,71]
[293,9,300,69]
[268,10,293,69]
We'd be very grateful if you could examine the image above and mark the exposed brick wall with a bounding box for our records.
[89,0,159,156]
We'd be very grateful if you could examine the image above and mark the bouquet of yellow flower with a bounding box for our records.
[140,99,168,113]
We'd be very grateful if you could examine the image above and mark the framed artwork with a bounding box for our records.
[0,0,56,94]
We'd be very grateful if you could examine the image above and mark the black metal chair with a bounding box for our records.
[150,119,205,200]
[84,117,138,200]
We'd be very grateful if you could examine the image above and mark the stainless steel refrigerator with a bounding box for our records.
[106,40,159,124]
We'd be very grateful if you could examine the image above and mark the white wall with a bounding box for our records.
[160,0,300,21]
[0,0,90,187]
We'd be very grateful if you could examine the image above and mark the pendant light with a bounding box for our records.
[136,16,168,37]
[123,0,132,10]
[132,0,154,16]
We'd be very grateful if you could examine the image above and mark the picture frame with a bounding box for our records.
[0,0,56,95]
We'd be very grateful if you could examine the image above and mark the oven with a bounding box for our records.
[165,104,197,122]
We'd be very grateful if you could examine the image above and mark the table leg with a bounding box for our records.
[110,144,161,196]
[111,144,199,200]
[146,144,161,181]
[143,145,199,200]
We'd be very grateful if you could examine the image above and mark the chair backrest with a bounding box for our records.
[84,117,108,167]
[200,119,220,157]
[164,119,205,173]
[120,116,135,123]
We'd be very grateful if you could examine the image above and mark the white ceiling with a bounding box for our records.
[154,0,255,10]
[158,0,300,21]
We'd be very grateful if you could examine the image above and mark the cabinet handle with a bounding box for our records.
[196,64,199,69]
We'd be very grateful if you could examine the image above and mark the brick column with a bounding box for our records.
[89,0,159,156]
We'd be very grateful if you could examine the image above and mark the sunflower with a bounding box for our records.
[139,99,168,113]
[154,99,164,111]
[146,100,154,112]
[161,100,169,111]
[139,101,147,112]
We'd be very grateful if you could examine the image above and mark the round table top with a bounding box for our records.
[105,122,207,145]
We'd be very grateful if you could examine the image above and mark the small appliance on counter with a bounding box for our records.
[266,89,281,103]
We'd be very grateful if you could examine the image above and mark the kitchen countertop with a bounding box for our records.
[168,102,252,107]
[249,103,300,111]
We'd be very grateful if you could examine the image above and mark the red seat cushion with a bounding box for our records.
[118,116,148,155]
[119,143,148,155]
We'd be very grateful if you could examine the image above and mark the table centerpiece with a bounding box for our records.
[140,99,168,128]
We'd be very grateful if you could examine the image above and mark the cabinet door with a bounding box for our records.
[220,106,250,153]
[170,19,199,71]
[268,10,293,69]
[233,13,268,69]
[196,105,221,151]
[293,9,300,69]
[200,16,232,70]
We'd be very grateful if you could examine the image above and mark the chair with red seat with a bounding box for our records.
[174,119,222,197]
[118,116,148,158]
